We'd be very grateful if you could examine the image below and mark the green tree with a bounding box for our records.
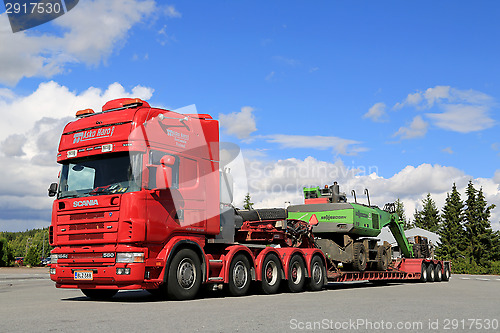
[464,181,498,265]
[243,193,254,210]
[436,183,466,261]
[25,246,40,267]
[395,198,412,230]
[413,193,440,232]
[0,237,14,267]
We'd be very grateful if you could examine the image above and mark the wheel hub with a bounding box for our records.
[177,258,196,289]
[233,261,248,289]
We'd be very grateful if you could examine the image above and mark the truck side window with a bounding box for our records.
[149,150,179,189]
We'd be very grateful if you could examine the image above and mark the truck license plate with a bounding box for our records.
[74,271,93,280]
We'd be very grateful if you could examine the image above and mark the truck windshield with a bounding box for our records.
[58,152,143,199]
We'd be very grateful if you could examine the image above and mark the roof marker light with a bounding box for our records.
[67,150,77,158]
[76,109,95,117]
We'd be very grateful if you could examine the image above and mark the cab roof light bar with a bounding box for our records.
[102,98,145,113]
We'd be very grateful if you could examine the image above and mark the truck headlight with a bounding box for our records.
[50,254,58,264]
[50,253,68,263]
[116,252,144,263]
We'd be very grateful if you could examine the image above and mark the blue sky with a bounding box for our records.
[0,1,499,231]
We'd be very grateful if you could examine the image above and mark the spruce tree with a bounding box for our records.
[395,198,412,229]
[243,193,254,210]
[464,182,497,265]
[436,183,465,260]
[413,193,440,232]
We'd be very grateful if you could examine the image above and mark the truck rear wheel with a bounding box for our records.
[420,262,427,282]
[81,289,117,300]
[426,263,435,282]
[167,249,202,300]
[352,242,367,272]
[434,264,442,282]
[228,254,251,296]
[442,264,451,281]
[261,253,281,295]
[375,246,389,271]
[307,255,325,291]
[287,255,306,293]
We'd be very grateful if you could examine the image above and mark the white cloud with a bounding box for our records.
[364,102,387,122]
[0,0,175,85]
[393,86,496,133]
[494,170,500,184]
[219,106,257,140]
[164,5,182,18]
[442,147,453,154]
[262,134,367,156]
[426,104,494,133]
[0,81,154,231]
[237,155,500,230]
[393,115,428,139]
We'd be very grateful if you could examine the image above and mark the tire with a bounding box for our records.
[287,255,306,293]
[442,264,451,281]
[419,262,427,282]
[261,254,281,295]
[375,246,389,271]
[228,254,251,296]
[81,289,117,300]
[352,242,367,272]
[167,249,202,300]
[434,264,442,282]
[426,263,435,282]
[307,255,325,291]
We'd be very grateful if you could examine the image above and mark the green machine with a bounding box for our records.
[287,182,414,271]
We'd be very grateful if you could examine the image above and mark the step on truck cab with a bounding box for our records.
[48,98,327,300]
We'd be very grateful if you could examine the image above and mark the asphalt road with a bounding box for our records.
[0,268,499,332]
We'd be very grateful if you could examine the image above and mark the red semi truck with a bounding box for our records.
[48,98,450,300]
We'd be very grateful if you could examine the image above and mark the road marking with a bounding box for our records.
[475,278,490,281]
[460,277,470,280]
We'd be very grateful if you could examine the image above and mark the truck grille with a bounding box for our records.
[69,233,104,241]
[69,222,105,231]
[70,212,105,220]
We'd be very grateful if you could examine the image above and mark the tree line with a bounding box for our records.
[396,181,500,274]
[0,228,52,267]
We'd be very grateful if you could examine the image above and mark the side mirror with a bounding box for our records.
[160,155,176,187]
[48,183,58,197]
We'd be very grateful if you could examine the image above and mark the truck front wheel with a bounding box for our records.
[81,289,117,300]
[167,249,202,300]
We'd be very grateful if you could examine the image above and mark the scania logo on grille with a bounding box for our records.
[73,199,99,208]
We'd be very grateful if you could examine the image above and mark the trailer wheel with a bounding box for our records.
[261,253,281,294]
[167,249,202,300]
[434,264,442,282]
[426,263,435,282]
[307,255,325,291]
[442,264,451,281]
[419,262,427,282]
[353,242,367,272]
[81,289,117,300]
[375,246,389,271]
[287,255,306,293]
[228,254,251,296]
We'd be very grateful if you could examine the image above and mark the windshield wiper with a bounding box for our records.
[58,194,79,199]
[85,184,122,196]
